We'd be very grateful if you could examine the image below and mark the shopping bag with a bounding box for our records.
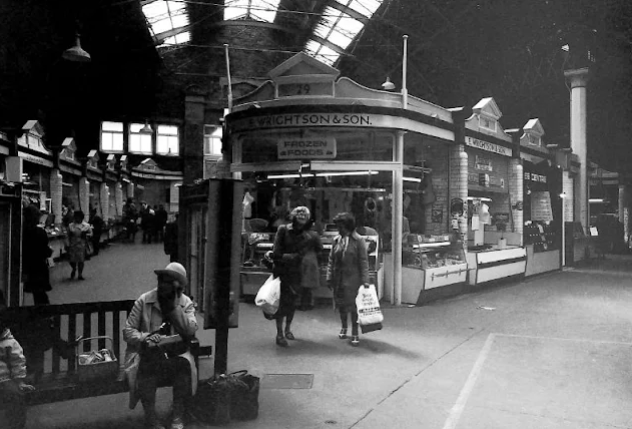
[356,284,384,334]
[255,275,281,316]
[228,370,260,421]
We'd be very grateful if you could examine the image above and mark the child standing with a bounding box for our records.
[0,299,35,429]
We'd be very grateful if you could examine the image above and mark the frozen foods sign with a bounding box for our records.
[278,137,336,160]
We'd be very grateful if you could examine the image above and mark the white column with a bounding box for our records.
[391,131,405,305]
[115,183,124,217]
[50,169,63,226]
[78,178,90,220]
[100,182,110,220]
[126,182,134,201]
[564,68,590,233]
[510,159,523,245]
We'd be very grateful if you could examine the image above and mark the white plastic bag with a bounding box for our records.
[255,275,281,316]
[356,284,383,333]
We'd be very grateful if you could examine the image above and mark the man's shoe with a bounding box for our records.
[276,335,288,347]
[170,416,185,429]
[350,335,360,347]
[338,329,348,339]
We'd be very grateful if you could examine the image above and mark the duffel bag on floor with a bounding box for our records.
[228,370,260,421]
[189,376,232,426]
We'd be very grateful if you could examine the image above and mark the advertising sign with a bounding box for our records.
[278,137,336,160]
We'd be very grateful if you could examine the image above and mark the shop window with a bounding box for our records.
[204,125,223,158]
[156,125,179,155]
[129,123,153,154]
[100,121,124,152]
[479,116,497,132]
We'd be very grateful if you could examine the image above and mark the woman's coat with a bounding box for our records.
[326,231,369,307]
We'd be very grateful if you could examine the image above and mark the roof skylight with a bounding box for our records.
[142,0,190,46]
[224,0,281,23]
[304,0,384,66]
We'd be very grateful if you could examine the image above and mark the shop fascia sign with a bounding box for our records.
[232,113,373,132]
[465,136,512,157]
[278,137,336,160]
[524,172,547,183]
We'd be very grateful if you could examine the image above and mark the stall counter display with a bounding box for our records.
[401,234,467,305]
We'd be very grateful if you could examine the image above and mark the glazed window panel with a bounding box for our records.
[100,121,124,152]
[156,125,179,155]
[129,123,153,154]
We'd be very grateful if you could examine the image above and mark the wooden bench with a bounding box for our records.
[2,300,210,407]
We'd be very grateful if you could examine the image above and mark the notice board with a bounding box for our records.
[531,191,553,222]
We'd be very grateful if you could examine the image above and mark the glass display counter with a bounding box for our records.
[466,245,527,286]
[524,220,561,276]
[401,234,467,304]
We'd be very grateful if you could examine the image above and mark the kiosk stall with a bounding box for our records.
[225,53,458,305]
[520,120,563,275]
[463,98,527,286]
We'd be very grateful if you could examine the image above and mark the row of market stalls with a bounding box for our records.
[0,121,182,305]
[223,53,596,306]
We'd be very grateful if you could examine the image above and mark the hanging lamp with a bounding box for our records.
[381,76,396,91]
[62,33,91,62]
[140,121,153,134]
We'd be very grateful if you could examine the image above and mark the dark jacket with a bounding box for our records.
[271,222,317,291]
[326,231,369,308]
[22,226,52,293]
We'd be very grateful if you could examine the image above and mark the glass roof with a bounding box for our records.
[224,0,281,22]
[305,0,384,65]
[142,0,383,61]
[142,0,190,46]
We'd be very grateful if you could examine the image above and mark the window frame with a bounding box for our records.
[100,121,124,153]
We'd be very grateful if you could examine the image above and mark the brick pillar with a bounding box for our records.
[183,94,206,184]
[450,144,468,252]
[510,159,523,245]
[115,183,123,217]
[78,178,90,220]
[50,169,63,226]
[100,182,110,220]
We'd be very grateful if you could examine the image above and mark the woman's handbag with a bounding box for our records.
[228,370,260,421]
[355,284,384,333]
[255,275,281,316]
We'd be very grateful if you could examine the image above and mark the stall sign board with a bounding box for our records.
[278,137,336,160]
[465,136,512,157]
[475,155,493,171]
[531,191,553,222]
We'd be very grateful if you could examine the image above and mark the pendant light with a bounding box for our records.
[381,77,396,91]
[63,33,91,62]
[140,121,153,134]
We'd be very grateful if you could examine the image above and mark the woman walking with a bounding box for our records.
[326,212,369,347]
[270,206,319,347]
[65,210,92,280]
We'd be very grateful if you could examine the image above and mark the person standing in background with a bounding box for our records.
[155,205,168,243]
[22,204,53,305]
[65,211,92,280]
[164,213,179,263]
[89,206,104,256]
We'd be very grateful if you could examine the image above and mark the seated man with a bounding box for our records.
[0,292,35,429]
[123,263,198,429]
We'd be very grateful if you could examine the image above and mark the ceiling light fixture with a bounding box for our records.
[381,77,396,91]
[140,121,153,134]
[62,33,91,62]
